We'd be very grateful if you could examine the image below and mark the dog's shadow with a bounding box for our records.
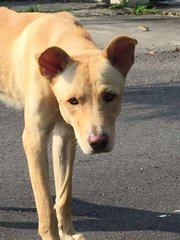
[0,197,180,233]
[72,198,180,233]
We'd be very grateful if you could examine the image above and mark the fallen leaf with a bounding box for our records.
[173,46,180,52]
[138,25,149,31]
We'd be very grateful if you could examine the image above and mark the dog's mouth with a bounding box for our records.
[89,148,112,155]
[84,145,113,155]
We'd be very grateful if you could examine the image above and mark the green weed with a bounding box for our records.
[133,5,160,15]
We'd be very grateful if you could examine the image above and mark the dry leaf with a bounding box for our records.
[138,25,149,31]
[173,46,180,52]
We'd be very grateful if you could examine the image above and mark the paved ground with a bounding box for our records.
[0,0,180,15]
[0,9,180,240]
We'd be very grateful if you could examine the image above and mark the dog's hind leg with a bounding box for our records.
[22,110,60,240]
[52,123,86,240]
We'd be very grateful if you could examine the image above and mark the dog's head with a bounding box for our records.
[38,36,137,154]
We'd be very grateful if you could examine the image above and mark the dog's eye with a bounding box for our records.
[103,92,116,102]
[68,97,79,105]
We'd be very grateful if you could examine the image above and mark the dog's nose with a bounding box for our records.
[88,133,109,151]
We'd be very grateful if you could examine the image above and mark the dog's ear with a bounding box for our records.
[37,47,71,80]
[105,36,137,77]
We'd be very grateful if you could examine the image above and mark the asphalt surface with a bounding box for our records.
[0,13,180,240]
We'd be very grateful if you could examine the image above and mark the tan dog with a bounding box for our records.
[0,7,137,240]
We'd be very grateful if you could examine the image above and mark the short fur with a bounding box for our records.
[0,7,137,240]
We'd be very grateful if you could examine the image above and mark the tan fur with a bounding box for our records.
[0,7,137,240]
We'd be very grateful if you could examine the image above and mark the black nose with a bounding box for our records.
[88,133,109,151]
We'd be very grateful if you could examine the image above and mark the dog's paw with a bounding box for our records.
[41,234,60,240]
[59,232,86,240]
[72,233,86,240]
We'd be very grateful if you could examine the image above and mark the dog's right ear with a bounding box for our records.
[37,47,71,80]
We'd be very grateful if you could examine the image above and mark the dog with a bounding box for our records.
[0,7,137,240]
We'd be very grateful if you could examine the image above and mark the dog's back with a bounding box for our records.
[0,8,41,105]
[0,8,96,108]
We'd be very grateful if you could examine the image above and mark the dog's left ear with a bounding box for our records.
[37,47,72,80]
[105,36,137,77]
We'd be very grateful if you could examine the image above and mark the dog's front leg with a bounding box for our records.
[52,124,86,240]
[23,126,60,240]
